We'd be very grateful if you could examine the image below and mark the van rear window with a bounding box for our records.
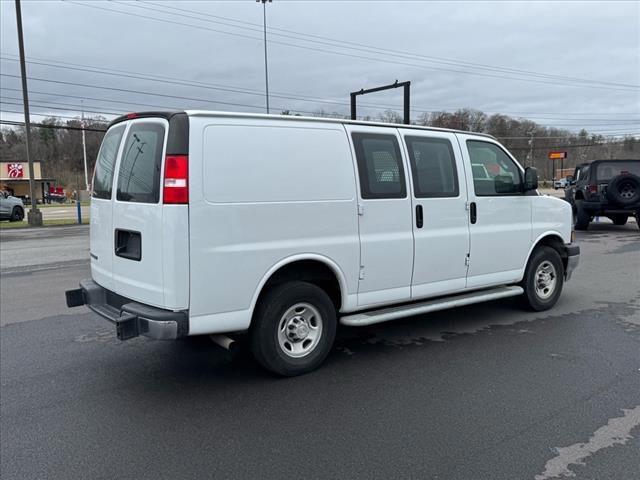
[116,122,165,203]
[92,124,125,199]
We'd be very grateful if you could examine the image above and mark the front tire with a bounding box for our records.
[250,281,337,376]
[9,206,24,222]
[521,246,564,311]
[574,200,590,230]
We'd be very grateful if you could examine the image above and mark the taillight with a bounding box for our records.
[163,155,189,204]
[588,184,598,194]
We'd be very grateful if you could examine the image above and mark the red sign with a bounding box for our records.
[7,163,24,178]
[548,151,567,160]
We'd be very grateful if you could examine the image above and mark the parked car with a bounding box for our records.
[554,178,569,190]
[44,185,67,203]
[0,191,25,221]
[564,159,640,230]
[66,111,580,376]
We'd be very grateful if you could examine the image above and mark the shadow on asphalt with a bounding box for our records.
[576,220,639,234]
[96,296,571,385]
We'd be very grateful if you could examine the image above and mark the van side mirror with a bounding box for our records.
[524,167,538,192]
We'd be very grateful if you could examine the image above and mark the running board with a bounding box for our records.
[340,286,524,327]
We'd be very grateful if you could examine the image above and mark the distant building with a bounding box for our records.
[0,161,56,201]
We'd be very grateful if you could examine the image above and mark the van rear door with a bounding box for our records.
[111,118,167,307]
[90,123,127,291]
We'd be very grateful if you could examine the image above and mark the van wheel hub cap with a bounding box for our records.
[535,261,557,300]
[278,303,323,358]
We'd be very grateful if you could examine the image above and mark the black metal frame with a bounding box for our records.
[350,80,411,124]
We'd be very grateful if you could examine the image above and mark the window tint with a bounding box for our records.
[92,125,125,199]
[405,136,458,197]
[352,133,406,199]
[116,122,165,203]
[467,140,523,196]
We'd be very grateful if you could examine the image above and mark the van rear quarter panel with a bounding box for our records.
[187,117,360,334]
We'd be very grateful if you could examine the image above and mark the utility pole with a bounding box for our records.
[15,0,42,226]
[81,100,89,191]
[257,0,272,113]
[526,128,535,170]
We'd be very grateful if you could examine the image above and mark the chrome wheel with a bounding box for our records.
[277,303,323,358]
[535,260,557,300]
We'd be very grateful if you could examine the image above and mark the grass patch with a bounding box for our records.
[0,218,89,229]
[36,201,91,208]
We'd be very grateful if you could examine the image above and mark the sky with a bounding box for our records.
[0,0,639,136]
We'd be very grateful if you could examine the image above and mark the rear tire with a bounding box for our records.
[606,174,640,207]
[611,214,628,226]
[250,281,337,376]
[574,200,590,230]
[521,246,564,312]
[9,206,24,222]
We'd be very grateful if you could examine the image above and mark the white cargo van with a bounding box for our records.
[66,111,580,376]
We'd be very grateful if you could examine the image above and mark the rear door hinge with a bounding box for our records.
[465,254,470,267]
[357,203,364,216]
[359,266,365,280]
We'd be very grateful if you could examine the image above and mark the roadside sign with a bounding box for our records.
[548,151,567,160]
[548,151,568,180]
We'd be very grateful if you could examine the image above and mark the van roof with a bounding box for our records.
[109,110,496,140]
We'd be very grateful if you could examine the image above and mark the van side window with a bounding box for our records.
[352,133,406,199]
[92,124,125,199]
[405,136,459,197]
[467,140,523,196]
[116,123,165,203]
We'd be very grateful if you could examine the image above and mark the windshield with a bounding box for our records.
[595,161,640,181]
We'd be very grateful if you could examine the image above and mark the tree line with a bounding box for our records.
[1,109,638,190]
[0,116,109,189]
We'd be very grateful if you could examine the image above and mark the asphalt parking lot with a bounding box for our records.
[1,222,638,480]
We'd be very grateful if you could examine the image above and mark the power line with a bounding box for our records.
[137,0,637,90]
[0,119,107,132]
[125,0,638,91]
[1,86,182,111]
[2,58,638,124]
[3,85,636,128]
[1,100,121,117]
[0,73,321,115]
[64,0,638,93]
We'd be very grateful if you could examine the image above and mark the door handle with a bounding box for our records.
[416,204,424,228]
[469,202,477,224]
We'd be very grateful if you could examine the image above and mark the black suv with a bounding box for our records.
[565,159,640,230]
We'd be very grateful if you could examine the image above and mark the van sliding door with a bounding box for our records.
[345,125,414,307]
